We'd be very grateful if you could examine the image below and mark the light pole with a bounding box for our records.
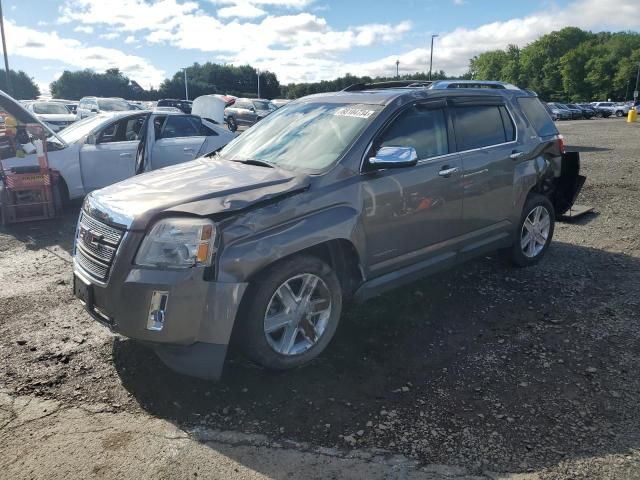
[396,60,399,79]
[0,0,12,95]
[257,69,261,98]
[635,63,640,103]
[182,67,189,101]
[428,34,438,81]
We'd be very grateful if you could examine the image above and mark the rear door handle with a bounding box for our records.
[119,152,132,158]
[510,150,525,160]
[183,147,194,153]
[438,166,459,178]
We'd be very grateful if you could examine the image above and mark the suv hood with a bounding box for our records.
[87,157,310,229]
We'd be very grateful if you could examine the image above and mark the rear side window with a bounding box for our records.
[160,115,201,138]
[453,105,511,151]
[517,97,557,137]
[379,106,449,160]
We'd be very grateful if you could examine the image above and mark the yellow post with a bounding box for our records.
[628,108,638,123]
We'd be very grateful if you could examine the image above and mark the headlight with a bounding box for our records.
[135,218,216,268]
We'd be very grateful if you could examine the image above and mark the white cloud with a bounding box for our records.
[6,21,165,87]
[125,35,137,44]
[50,0,640,88]
[217,2,266,18]
[99,32,120,40]
[74,25,94,34]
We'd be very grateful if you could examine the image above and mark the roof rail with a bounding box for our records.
[342,80,432,92]
[429,80,520,90]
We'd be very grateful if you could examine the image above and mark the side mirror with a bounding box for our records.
[369,146,418,169]
[249,106,256,112]
[86,133,97,145]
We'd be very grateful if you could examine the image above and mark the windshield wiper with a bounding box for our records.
[231,159,275,168]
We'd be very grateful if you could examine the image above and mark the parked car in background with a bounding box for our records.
[271,99,291,109]
[24,101,77,132]
[154,106,183,113]
[591,102,629,117]
[50,99,79,114]
[566,103,593,119]
[71,80,585,380]
[577,103,602,118]
[551,102,582,119]
[582,103,611,118]
[546,102,571,120]
[157,98,192,114]
[224,98,277,132]
[76,97,132,120]
[1,108,235,202]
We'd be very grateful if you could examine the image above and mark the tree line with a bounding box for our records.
[5,27,639,102]
[470,27,640,101]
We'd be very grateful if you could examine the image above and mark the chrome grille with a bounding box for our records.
[74,212,125,282]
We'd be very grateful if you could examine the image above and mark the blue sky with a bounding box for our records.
[4,0,639,93]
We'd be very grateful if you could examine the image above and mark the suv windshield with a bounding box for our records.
[33,103,70,115]
[219,102,380,172]
[98,99,130,111]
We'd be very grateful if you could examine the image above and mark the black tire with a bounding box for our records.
[237,254,343,370]
[511,194,555,268]
[53,178,70,215]
[615,110,624,117]
[596,111,603,118]
[227,116,237,132]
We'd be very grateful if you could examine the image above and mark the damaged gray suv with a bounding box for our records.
[73,80,585,380]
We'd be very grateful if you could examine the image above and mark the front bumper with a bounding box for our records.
[74,262,247,379]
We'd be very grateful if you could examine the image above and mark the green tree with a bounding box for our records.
[0,69,39,99]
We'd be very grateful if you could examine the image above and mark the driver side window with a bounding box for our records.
[379,106,449,160]
[98,116,145,143]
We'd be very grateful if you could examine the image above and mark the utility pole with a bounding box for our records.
[0,0,12,96]
[183,67,189,101]
[396,60,399,79]
[635,63,640,104]
[257,69,261,98]
[428,34,438,81]
[626,79,630,101]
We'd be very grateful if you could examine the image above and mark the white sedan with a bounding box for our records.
[37,110,234,200]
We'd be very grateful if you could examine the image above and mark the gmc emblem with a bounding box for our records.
[79,227,102,248]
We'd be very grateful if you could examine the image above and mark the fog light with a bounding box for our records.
[147,291,169,331]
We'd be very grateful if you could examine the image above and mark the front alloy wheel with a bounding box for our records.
[238,254,342,370]
[264,273,332,356]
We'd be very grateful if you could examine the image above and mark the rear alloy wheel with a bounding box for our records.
[227,116,237,132]
[238,255,342,370]
[511,194,555,267]
[616,110,624,117]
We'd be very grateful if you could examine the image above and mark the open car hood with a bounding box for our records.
[86,157,310,229]
[0,90,67,147]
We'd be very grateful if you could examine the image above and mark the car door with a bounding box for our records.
[450,98,519,245]
[79,114,145,192]
[149,114,207,170]
[361,100,464,277]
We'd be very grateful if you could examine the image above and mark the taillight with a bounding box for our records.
[557,135,566,154]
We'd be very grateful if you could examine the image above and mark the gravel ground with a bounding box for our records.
[1,118,639,479]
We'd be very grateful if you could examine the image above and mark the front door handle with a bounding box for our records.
[119,152,132,158]
[510,150,525,160]
[183,147,194,153]
[438,166,459,178]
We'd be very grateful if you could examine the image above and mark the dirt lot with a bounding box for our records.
[1,118,639,479]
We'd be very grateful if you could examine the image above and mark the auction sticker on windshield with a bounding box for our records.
[333,107,375,119]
